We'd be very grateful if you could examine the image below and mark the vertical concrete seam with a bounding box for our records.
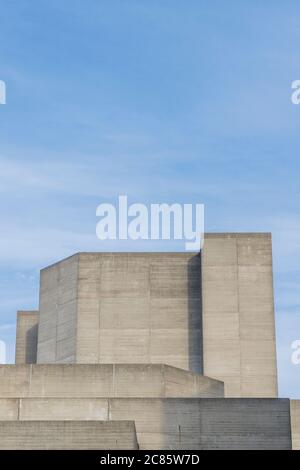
[15,313,20,364]
[96,254,102,364]
[199,400,203,448]
[17,398,21,420]
[29,364,32,396]
[198,251,204,375]
[37,272,43,363]
[148,255,151,364]
[112,364,115,398]
[270,234,279,396]
[98,300,101,363]
[108,398,111,421]
[287,399,293,447]
[54,265,59,363]
[236,236,242,397]
[162,364,166,397]
[74,254,80,364]
[200,248,206,376]
[98,255,102,363]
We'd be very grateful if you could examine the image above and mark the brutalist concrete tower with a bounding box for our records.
[0,233,299,449]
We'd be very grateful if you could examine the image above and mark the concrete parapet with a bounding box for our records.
[109,397,291,449]
[0,420,138,450]
[0,364,224,398]
[0,397,291,450]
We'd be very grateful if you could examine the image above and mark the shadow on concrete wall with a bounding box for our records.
[187,253,203,374]
[25,325,38,364]
[160,398,292,450]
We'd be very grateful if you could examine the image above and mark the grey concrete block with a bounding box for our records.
[37,252,203,373]
[19,398,109,421]
[202,233,278,397]
[163,365,224,398]
[0,420,138,449]
[15,311,39,364]
[0,365,31,397]
[0,364,223,398]
[0,399,18,420]
[37,254,78,364]
[0,397,290,449]
[109,397,292,449]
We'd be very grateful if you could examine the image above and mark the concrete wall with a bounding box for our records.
[37,255,78,363]
[0,420,138,450]
[37,253,203,373]
[15,311,39,364]
[36,237,278,397]
[202,233,278,397]
[291,400,300,449]
[0,397,291,450]
[109,397,291,450]
[0,364,223,398]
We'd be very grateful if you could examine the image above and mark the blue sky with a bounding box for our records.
[0,0,299,397]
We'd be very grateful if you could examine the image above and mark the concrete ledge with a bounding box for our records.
[0,420,138,450]
[0,364,223,398]
[0,397,291,450]
[204,233,271,239]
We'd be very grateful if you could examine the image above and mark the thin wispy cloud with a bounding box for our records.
[0,324,15,332]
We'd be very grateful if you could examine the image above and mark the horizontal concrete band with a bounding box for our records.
[0,397,291,450]
[0,420,138,450]
[0,364,224,398]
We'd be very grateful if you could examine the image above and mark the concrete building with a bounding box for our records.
[0,233,298,449]
[15,311,38,365]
